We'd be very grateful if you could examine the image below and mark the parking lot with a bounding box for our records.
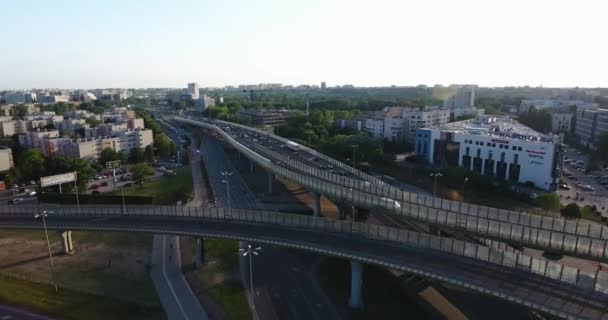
[557,147,608,217]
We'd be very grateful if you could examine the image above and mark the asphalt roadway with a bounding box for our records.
[201,135,341,320]
[0,305,54,320]
[149,138,209,320]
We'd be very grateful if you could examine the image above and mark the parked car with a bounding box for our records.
[559,184,571,190]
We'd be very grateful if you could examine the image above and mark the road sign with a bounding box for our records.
[40,172,77,187]
[106,160,122,170]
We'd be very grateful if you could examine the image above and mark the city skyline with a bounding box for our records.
[2,0,608,89]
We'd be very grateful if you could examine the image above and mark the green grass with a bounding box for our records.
[116,166,193,205]
[207,281,251,320]
[196,239,251,320]
[581,206,604,223]
[72,231,153,250]
[318,258,426,320]
[0,275,164,320]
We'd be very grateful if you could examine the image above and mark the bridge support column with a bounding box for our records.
[348,261,363,309]
[194,237,205,268]
[268,173,274,194]
[351,206,359,221]
[250,159,254,174]
[58,231,74,254]
[312,192,321,217]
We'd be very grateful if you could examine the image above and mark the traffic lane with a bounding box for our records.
[255,246,340,320]
[6,215,605,319]
[0,305,54,320]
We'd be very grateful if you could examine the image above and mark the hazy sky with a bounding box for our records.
[2,0,607,89]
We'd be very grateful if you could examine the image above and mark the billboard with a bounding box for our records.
[106,160,121,170]
[40,172,76,187]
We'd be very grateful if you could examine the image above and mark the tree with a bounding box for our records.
[536,193,561,213]
[561,203,581,219]
[98,148,124,166]
[132,163,154,184]
[144,145,154,162]
[128,148,145,164]
[16,150,47,182]
[86,118,101,128]
[154,134,175,158]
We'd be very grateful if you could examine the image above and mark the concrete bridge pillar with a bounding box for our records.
[194,237,205,268]
[58,231,74,254]
[352,206,359,221]
[312,192,321,217]
[348,260,363,309]
[250,159,254,174]
[268,173,274,194]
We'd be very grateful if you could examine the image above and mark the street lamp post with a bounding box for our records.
[221,171,233,208]
[35,210,58,292]
[240,244,261,316]
[351,145,359,169]
[429,172,443,197]
[462,177,469,202]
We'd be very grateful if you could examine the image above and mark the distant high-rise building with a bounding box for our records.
[443,85,476,109]
[321,82,327,89]
[187,82,200,100]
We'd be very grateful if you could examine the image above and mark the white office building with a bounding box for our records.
[415,116,560,191]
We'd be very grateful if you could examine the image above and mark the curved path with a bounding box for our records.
[0,205,606,320]
[173,116,608,262]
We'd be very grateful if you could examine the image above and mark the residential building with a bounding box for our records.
[0,146,14,171]
[443,86,475,109]
[520,99,598,114]
[4,93,27,104]
[338,106,451,144]
[37,94,70,104]
[18,130,61,156]
[57,119,89,133]
[0,121,15,137]
[188,82,200,100]
[194,95,216,111]
[576,108,608,149]
[415,116,560,191]
[551,112,574,133]
[237,109,296,126]
[62,129,154,161]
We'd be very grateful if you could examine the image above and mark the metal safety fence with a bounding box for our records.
[1,204,607,295]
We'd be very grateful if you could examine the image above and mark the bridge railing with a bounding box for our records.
[212,137,608,260]
[2,203,607,295]
[252,140,608,242]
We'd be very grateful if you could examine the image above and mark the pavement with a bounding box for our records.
[0,305,54,320]
[201,135,341,320]
[149,137,208,320]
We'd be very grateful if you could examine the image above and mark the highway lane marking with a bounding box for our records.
[162,235,190,320]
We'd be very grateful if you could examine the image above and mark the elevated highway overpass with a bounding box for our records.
[173,116,608,261]
[0,204,607,320]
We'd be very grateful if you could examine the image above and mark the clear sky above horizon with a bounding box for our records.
[2,0,607,90]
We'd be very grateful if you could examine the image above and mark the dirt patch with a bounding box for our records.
[0,230,158,306]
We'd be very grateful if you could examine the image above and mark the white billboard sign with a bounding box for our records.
[40,172,76,188]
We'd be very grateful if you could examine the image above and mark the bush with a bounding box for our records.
[561,203,581,219]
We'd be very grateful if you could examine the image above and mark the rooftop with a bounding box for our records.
[439,115,555,143]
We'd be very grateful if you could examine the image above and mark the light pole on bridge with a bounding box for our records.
[351,144,359,169]
[221,171,233,208]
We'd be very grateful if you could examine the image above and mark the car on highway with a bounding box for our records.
[9,198,24,204]
[379,197,401,209]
